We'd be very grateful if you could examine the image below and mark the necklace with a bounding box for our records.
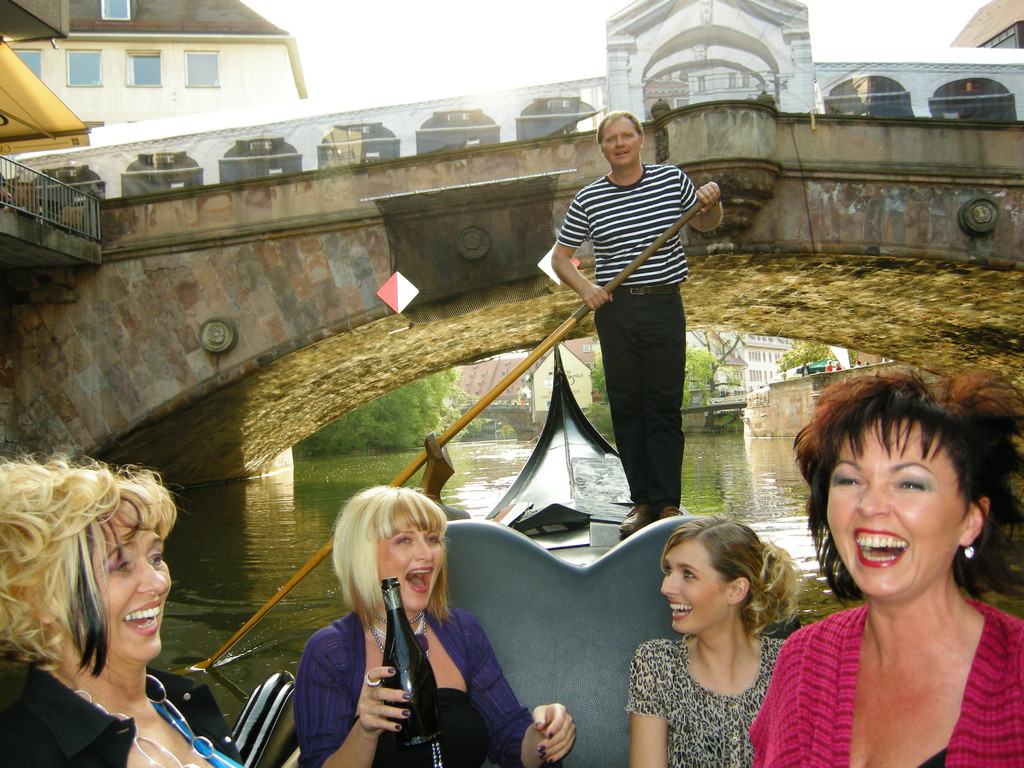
[75,688,202,768]
[74,677,243,768]
[369,610,428,656]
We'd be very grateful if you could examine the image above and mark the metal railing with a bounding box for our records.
[0,154,101,241]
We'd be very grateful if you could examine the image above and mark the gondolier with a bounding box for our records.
[552,110,723,536]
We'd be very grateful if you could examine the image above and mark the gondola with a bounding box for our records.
[484,348,632,564]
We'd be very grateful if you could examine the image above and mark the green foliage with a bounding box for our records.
[297,369,462,455]
[778,340,833,372]
[583,402,614,442]
[590,347,607,402]
[684,347,717,405]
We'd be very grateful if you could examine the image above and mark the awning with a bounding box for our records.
[0,41,90,155]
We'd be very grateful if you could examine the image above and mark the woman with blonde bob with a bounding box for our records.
[628,516,800,768]
[294,485,576,768]
[0,455,242,767]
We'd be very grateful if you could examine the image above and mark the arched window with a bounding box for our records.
[415,110,499,155]
[219,137,302,182]
[516,97,597,140]
[929,78,1017,121]
[825,76,913,117]
[43,165,106,199]
[121,152,203,196]
[318,123,400,168]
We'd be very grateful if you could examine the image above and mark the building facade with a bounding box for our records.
[10,0,306,127]
[10,1,1023,201]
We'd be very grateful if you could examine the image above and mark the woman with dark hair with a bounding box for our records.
[628,516,800,768]
[751,369,1024,767]
[0,455,243,767]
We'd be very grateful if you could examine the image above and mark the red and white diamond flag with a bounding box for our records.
[377,271,419,313]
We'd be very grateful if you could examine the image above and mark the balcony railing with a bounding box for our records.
[0,154,101,242]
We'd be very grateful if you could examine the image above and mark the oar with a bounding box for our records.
[189,202,703,671]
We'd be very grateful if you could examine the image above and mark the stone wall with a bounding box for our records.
[743,363,898,438]
[4,104,1023,485]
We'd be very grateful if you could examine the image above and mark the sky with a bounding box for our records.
[240,0,989,111]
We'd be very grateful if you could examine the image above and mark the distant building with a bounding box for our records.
[11,1,1023,200]
[459,353,529,405]
[458,343,595,430]
[687,331,794,396]
[10,0,306,128]
[954,0,1024,48]
[740,334,791,391]
[531,345,594,414]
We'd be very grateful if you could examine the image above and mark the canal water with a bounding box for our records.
[2,432,1021,720]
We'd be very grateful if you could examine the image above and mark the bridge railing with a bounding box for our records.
[0,154,101,242]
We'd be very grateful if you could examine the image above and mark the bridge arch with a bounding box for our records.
[4,102,1023,485]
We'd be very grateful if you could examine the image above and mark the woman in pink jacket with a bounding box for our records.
[751,369,1024,767]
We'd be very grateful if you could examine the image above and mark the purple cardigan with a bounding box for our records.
[294,609,536,768]
[751,601,1024,767]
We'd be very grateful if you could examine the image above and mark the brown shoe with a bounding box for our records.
[657,506,683,520]
[619,504,651,536]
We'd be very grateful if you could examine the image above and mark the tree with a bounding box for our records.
[684,347,718,406]
[778,340,833,372]
[297,369,462,455]
[688,331,742,394]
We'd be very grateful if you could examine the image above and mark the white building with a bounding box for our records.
[10,0,306,128]
[606,0,817,116]
[12,0,1023,200]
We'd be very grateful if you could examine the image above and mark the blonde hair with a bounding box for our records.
[331,486,451,625]
[0,456,177,673]
[597,110,644,144]
[662,516,800,636]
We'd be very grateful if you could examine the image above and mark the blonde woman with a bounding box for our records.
[628,517,800,768]
[0,455,242,767]
[294,485,575,768]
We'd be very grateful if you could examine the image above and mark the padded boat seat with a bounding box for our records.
[446,516,688,768]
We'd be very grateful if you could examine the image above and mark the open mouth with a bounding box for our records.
[406,568,432,593]
[669,602,692,620]
[124,606,161,630]
[855,531,908,566]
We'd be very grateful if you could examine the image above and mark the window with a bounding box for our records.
[128,53,161,86]
[14,50,42,78]
[102,0,131,20]
[68,51,101,86]
[186,52,219,87]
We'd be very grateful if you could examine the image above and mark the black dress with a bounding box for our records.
[371,688,491,768]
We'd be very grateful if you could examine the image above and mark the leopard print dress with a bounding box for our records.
[627,636,783,768]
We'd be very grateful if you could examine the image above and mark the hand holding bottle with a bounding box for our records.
[354,666,410,737]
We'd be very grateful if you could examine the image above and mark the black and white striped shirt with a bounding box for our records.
[557,164,698,287]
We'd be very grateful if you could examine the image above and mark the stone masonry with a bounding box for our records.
[2,102,1022,485]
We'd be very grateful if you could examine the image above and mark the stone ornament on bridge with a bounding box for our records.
[455,226,491,260]
[958,197,999,236]
[199,318,238,354]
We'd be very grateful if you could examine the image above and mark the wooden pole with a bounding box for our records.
[189,203,702,671]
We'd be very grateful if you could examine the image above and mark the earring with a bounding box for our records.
[964,545,975,560]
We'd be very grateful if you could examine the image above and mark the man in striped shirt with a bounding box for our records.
[552,110,723,536]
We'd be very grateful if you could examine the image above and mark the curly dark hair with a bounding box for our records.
[794,368,1024,602]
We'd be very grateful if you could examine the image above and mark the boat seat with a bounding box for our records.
[232,670,299,768]
[446,516,691,768]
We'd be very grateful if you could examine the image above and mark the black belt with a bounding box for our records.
[622,284,680,295]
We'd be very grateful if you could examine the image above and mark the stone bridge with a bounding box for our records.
[2,101,1022,486]
[476,403,542,442]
